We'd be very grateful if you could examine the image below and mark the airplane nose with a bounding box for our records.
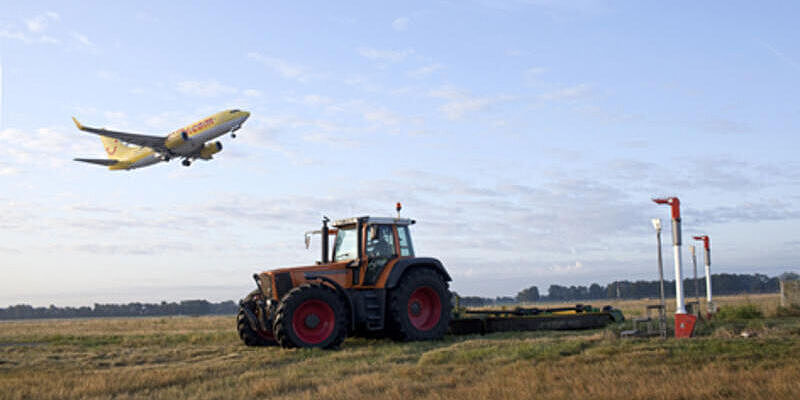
[242,111,250,120]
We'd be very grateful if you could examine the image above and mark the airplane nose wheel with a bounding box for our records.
[231,133,237,138]
[182,159,191,167]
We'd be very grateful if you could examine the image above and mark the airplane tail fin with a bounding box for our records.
[100,136,135,160]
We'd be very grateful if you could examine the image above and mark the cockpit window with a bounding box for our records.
[229,109,240,113]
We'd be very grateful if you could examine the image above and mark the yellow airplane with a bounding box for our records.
[72,109,250,170]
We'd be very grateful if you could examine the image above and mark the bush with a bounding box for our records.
[776,304,800,318]
[716,304,763,320]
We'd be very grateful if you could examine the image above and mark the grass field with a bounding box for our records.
[2,294,799,399]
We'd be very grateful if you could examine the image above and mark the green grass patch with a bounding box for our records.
[716,304,763,320]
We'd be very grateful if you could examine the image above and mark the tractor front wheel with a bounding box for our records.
[273,283,347,349]
[387,268,452,341]
[236,290,277,347]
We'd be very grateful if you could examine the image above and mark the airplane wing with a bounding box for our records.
[73,158,119,166]
[72,117,168,153]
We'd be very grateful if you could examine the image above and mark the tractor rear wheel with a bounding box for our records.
[273,283,347,349]
[387,268,452,341]
[237,290,277,347]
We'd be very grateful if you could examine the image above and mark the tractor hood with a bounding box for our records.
[256,261,353,300]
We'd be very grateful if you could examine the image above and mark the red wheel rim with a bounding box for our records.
[292,299,335,344]
[407,287,442,331]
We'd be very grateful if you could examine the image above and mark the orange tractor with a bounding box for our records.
[237,211,453,348]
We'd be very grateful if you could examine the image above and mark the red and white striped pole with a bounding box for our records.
[653,197,687,314]
[693,235,714,314]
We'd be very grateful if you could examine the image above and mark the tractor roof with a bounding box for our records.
[332,216,416,227]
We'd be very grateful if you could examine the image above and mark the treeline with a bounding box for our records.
[1,273,791,319]
[456,273,785,307]
[0,300,238,320]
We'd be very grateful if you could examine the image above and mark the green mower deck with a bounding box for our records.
[448,304,624,335]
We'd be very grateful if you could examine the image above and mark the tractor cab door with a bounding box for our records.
[361,224,398,286]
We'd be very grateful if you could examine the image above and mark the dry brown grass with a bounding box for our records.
[1,294,798,399]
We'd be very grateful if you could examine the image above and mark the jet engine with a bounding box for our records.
[165,130,190,149]
[199,141,223,160]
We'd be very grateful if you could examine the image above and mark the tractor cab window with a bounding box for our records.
[365,224,395,259]
[363,224,396,285]
[333,225,357,262]
[397,225,414,257]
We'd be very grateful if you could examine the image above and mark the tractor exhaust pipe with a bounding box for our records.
[321,216,330,264]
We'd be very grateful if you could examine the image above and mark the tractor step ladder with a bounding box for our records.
[621,304,667,338]
[363,291,385,330]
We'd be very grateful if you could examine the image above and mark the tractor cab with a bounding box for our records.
[324,216,416,286]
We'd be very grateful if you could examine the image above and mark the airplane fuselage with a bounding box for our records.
[95,109,249,170]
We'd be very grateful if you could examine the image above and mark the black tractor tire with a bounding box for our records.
[387,268,452,341]
[237,290,277,347]
[273,282,348,349]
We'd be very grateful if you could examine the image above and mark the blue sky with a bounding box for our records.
[1,1,798,306]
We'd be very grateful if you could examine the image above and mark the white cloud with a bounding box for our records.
[71,32,95,47]
[301,94,332,106]
[408,63,444,79]
[247,52,313,82]
[1,12,62,45]
[441,98,493,120]
[524,67,546,83]
[538,84,590,101]
[39,35,59,44]
[97,70,116,80]
[135,11,160,23]
[24,12,58,33]
[357,47,414,62]
[176,80,237,97]
[0,126,97,170]
[0,29,59,44]
[103,111,127,121]
[548,261,584,274]
[392,17,410,31]
[429,86,513,120]
[302,132,357,148]
[25,16,48,33]
[363,108,401,125]
[0,165,19,176]
[243,89,262,97]
[0,29,28,42]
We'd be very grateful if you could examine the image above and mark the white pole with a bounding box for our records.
[703,237,713,312]
[673,240,686,314]
[705,259,712,303]
[652,218,667,338]
[653,197,686,314]
[693,235,714,313]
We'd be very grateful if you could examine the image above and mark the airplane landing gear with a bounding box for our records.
[231,133,237,138]
[182,159,191,167]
